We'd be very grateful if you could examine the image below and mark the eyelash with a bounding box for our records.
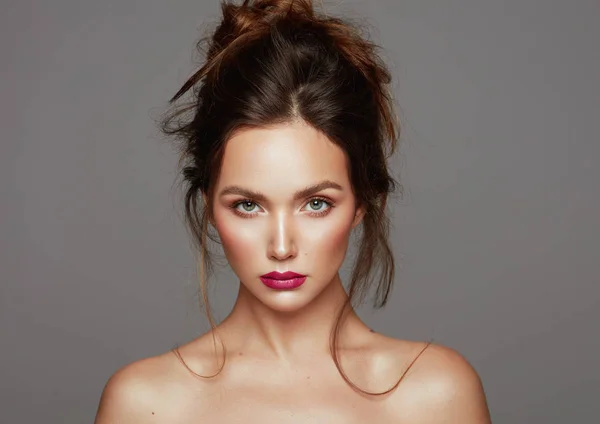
[229,197,335,219]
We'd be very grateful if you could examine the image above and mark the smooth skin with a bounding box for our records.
[95,120,491,423]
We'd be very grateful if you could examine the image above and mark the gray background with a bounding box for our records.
[2,0,598,422]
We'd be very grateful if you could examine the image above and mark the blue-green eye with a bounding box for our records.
[302,197,335,216]
[307,199,326,211]
[231,197,334,218]
[239,201,257,212]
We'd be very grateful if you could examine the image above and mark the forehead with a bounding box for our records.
[216,121,350,193]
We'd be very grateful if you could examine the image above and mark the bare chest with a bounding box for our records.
[163,380,397,424]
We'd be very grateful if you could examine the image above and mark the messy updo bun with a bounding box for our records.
[162,0,403,394]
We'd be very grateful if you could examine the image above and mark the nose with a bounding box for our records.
[267,211,297,261]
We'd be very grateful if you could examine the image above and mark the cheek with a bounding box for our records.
[214,215,259,269]
[213,206,356,272]
[303,214,354,263]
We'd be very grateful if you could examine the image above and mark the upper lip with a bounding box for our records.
[261,271,306,280]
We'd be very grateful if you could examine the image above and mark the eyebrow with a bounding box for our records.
[218,180,343,202]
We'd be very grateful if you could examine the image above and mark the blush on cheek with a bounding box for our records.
[308,217,354,266]
[214,216,257,269]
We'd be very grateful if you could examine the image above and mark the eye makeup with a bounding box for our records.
[229,196,336,219]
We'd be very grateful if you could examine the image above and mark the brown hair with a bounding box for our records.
[162,0,412,395]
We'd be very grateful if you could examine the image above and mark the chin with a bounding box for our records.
[260,293,315,313]
[245,279,326,313]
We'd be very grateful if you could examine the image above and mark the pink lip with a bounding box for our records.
[260,271,307,290]
[261,271,305,280]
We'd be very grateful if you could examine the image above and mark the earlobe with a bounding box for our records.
[352,206,365,229]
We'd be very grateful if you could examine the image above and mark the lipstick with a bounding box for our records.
[260,271,306,289]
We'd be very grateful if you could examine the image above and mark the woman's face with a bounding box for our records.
[210,120,364,313]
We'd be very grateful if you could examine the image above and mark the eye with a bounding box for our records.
[305,198,328,212]
[230,197,335,218]
[235,200,259,214]
[302,197,334,217]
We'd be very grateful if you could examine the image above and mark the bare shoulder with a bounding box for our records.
[388,340,492,423]
[93,350,188,423]
[94,334,225,423]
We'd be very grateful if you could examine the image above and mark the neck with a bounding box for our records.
[219,273,367,363]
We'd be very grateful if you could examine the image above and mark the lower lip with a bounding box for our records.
[260,276,306,290]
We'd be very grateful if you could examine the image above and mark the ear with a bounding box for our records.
[351,203,366,229]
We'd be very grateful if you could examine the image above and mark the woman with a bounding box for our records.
[95,0,491,422]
